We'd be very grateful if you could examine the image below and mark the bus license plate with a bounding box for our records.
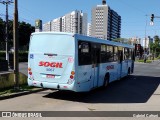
[46,75,55,79]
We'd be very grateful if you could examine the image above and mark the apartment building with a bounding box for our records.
[43,10,87,35]
[87,23,91,36]
[51,17,62,32]
[91,0,121,40]
[42,21,51,32]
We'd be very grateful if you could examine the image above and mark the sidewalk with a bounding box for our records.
[0,71,45,100]
[0,88,45,100]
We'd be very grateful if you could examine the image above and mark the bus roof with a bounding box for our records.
[31,32,134,49]
[31,32,75,36]
[74,34,134,49]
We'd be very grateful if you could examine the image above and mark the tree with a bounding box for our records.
[18,21,35,50]
[0,18,5,41]
[0,18,5,50]
[8,20,13,49]
[0,17,35,51]
[154,35,160,44]
[150,35,160,57]
[112,38,130,44]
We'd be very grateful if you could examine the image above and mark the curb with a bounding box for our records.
[0,88,46,100]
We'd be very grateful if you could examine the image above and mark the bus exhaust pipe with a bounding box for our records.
[57,85,60,89]
[40,83,43,88]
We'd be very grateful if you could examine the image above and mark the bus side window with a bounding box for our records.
[78,41,92,65]
[118,46,123,62]
[114,46,118,61]
[124,48,129,60]
[107,45,114,62]
[128,49,132,60]
[100,44,108,63]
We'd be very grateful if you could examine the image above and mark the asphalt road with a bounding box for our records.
[0,61,160,120]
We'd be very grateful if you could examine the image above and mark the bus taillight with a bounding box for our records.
[67,71,75,84]
[29,71,32,75]
[71,71,75,75]
[28,68,32,75]
[70,75,74,79]
[28,68,31,71]
[70,71,75,79]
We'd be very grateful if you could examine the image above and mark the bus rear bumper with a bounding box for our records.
[28,80,75,91]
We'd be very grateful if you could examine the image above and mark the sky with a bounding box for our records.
[0,0,160,39]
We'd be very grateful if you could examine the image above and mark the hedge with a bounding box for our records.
[0,72,27,89]
[136,59,152,63]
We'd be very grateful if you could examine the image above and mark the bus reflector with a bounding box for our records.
[70,75,74,79]
[28,68,31,71]
[71,71,75,75]
[29,72,32,75]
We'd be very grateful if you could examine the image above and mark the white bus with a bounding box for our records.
[28,32,135,92]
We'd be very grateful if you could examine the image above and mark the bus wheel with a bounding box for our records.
[103,74,109,87]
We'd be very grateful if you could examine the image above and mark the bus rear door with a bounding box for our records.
[122,48,129,77]
[91,43,100,88]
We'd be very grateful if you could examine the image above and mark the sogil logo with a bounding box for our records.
[39,61,63,68]
[106,65,114,70]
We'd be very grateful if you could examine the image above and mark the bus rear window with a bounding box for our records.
[29,34,74,55]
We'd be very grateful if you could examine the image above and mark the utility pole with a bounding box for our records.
[0,0,13,67]
[13,0,19,90]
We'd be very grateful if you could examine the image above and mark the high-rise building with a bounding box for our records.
[51,17,62,32]
[42,10,87,35]
[43,21,51,32]
[142,36,153,48]
[62,11,81,34]
[129,37,141,45]
[80,12,88,35]
[87,23,91,36]
[91,0,121,40]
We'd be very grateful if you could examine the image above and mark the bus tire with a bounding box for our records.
[103,73,109,88]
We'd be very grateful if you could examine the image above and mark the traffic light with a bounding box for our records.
[151,14,154,22]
